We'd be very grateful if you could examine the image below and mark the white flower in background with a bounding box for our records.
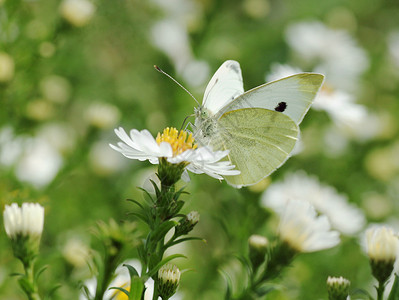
[110,127,240,180]
[0,126,24,167]
[84,102,121,129]
[261,171,365,235]
[39,75,71,104]
[37,123,76,154]
[3,203,45,239]
[15,137,63,188]
[278,200,340,253]
[89,140,126,175]
[150,0,209,87]
[60,0,95,27]
[0,52,15,82]
[285,21,368,91]
[62,237,91,268]
[388,31,399,68]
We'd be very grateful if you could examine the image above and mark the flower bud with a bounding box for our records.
[3,203,44,265]
[366,226,398,284]
[327,276,350,300]
[248,234,268,270]
[158,264,180,299]
[174,211,200,236]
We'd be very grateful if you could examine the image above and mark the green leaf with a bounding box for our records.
[126,198,144,209]
[109,286,129,297]
[388,274,399,300]
[35,265,48,281]
[254,284,275,296]
[45,284,62,300]
[123,263,139,277]
[127,211,150,225]
[150,220,178,243]
[166,237,206,248]
[147,254,186,278]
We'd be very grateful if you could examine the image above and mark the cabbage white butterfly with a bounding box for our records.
[193,60,324,188]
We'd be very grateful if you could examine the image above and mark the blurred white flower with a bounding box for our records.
[40,75,71,104]
[0,52,15,82]
[89,140,126,175]
[285,21,368,91]
[150,0,209,87]
[62,237,91,268]
[110,127,240,180]
[60,0,95,27]
[15,137,63,188]
[261,170,365,235]
[84,102,121,129]
[278,199,340,252]
[388,31,399,68]
[37,123,76,154]
[326,276,350,300]
[3,203,45,239]
[0,126,24,167]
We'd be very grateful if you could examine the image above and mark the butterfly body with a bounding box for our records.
[193,60,324,188]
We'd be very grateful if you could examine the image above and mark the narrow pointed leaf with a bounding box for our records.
[147,254,186,277]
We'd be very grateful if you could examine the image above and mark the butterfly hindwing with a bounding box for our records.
[216,73,324,125]
[212,108,299,187]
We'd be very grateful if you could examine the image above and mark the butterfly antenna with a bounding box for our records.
[154,65,200,106]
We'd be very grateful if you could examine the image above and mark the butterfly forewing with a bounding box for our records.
[212,108,299,187]
[216,73,324,125]
[202,60,244,115]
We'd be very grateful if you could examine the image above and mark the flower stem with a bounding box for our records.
[376,280,385,300]
[22,260,42,300]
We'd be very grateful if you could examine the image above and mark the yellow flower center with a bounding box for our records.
[156,127,197,156]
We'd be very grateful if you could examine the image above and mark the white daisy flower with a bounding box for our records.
[110,127,240,180]
[261,171,365,235]
[278,199,340,253]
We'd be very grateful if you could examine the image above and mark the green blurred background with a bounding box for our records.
[1,0,399,299]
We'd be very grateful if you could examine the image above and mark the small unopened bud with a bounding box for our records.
[3,203,45,265]
[327,276,350,300]
[248,234,268,270]
[174,211,200,236]
[366,226,398,284]
[158,264,180,299]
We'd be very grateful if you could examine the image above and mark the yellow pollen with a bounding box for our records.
[156,127,197,156]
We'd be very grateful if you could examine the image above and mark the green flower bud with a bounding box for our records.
[248,234,268,270]
[158,264,180,299]
[327,276,350,300]
[175,211,200,236]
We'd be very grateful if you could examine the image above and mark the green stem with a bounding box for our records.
[23,261,42,300]
[377,280,385,300]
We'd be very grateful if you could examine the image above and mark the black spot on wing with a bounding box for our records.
[274,102,287,112]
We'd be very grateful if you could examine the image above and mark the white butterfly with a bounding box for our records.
[193,60,324,188]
